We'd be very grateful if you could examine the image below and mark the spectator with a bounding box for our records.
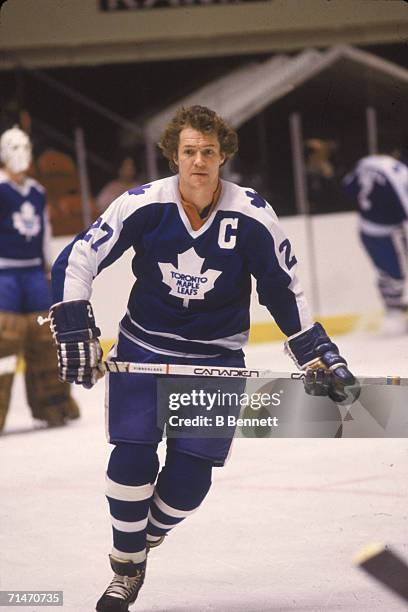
[96,156,139,212]
[305,138,342,213]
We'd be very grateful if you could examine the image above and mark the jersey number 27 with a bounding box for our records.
[83,217,113,252]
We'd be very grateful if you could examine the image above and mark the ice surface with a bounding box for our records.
[1,331,407,611]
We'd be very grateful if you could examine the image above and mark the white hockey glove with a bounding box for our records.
[285,322,360,405]
[47,300,104,389]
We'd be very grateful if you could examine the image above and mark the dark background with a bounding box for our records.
[0,42,407,218]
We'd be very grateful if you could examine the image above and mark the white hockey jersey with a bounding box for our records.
[343,155,408,233]
[52,176,312,356]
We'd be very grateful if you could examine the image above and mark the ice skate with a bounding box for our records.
[96,555,146,612]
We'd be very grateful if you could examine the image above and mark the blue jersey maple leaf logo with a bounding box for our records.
[158,247,221,308]
[245,190,268,208]
[12,201,41,240]
[128,184,152,196]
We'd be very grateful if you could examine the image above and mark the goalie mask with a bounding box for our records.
[0,127,32,174]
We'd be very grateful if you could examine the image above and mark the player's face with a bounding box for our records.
[175,127,225,190]
[0,128,32,175]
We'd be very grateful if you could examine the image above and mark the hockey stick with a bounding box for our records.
[103,360,408,385]
[354,543,408,602]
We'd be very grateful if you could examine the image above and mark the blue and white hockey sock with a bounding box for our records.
[106,443,159,566]
[378,273,407,310]
[147,450,212,543]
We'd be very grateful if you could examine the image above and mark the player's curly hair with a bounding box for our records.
[158,105,238,173]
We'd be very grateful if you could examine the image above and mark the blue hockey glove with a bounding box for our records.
[48,300,104,389]
[284,322,360,405]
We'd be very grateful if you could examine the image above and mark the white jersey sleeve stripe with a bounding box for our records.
[55,190,157,302]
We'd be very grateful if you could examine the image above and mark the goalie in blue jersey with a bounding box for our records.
[0,126,80,431]
[48,106,356,611]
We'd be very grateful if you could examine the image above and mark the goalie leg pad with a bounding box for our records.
[0,373,13,431]
[0,311,27,431]
[23,312,80,424]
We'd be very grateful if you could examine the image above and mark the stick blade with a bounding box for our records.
[354,543,408,602]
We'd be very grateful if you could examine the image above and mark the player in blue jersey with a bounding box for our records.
[0,126,80,431]
[343,149,408,334]
[47,106,356,611]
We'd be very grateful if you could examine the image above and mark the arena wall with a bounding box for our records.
[1,0,407,67]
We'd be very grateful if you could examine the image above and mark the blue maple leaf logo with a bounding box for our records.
[129,183,152,196]
[245,190,267,208]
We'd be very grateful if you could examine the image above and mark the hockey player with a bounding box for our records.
[0,126,79,431]
[343,148,408,334]
[47,106,356,611]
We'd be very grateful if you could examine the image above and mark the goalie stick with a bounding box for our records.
[103,360,407,386]
[354,543,408,602]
